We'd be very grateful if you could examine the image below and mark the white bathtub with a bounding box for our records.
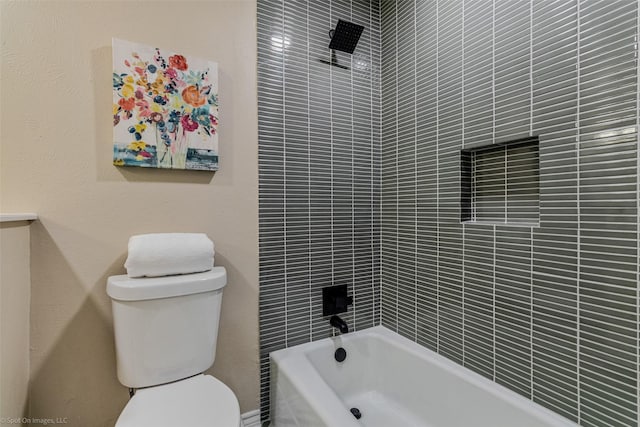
[270,326,578,427]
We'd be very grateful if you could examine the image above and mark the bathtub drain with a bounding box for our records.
[350,407,362,420]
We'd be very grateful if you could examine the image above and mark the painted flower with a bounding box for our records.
[150,112,163,123]
[150,76,167,95]
[169,54,188,71]
[121,84,135,98]
[127,141,147,152]
[113,73,123,88]
[118,97,135,111]
[153,95,167,105]
[182,85,206,107]
[182,70,204,86]
[136,99,151,117]
[180,114,199,132]
[165,67,178,80]
[191,107,211,127]
[136,75,149,88]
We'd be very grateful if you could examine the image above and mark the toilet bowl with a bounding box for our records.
[115,375,242,427]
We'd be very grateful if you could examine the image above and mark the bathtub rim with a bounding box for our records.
[270,325,578,427]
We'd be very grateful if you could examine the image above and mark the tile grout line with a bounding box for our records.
[307,0,312,343]
[395,0,399,331]
[493,223,497,382]
[436,0,441,354]
[414,0,419,342]
[377,0,383,328]
[529,0,535,401]
[329,0,335,312]
[636,0,639,424]
[282,0,288,348]
[461,0,466,367]
[492,0,497,383]
[492,0,496,150]
[350,0,356,331]
[378,0,384,328]
[370,0,375,329]
[576,0,581,422]
[529,0,533,139]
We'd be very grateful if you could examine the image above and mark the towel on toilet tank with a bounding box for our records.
[124,233,214,278]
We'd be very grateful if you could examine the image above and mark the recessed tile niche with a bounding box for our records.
[461,137,540,226]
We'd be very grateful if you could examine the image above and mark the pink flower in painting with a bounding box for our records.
[180,114,199,132]
[165,68,178,80]
[136,99,151,117]
[169,55,188,71]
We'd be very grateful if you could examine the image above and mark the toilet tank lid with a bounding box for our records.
[107,267,226,301]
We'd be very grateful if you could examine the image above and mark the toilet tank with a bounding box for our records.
[106,267,227,388]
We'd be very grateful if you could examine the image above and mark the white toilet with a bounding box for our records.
[107,267,243,427]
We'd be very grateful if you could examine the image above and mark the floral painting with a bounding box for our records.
[112,38,219,170]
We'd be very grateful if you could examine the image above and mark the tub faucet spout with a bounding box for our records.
[330,315,349,334]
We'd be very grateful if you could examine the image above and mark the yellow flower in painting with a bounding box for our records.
[113,159,125,166]
[134,123,147,133]
[135,154,145,161]
[127,141,146,152]
[169,94,182,110]
[150,77,166,94]
[113,104,119,115]
[136,75,149,88]
[124,75,134,85]
[151,102,162,113]
[122,84,135,98]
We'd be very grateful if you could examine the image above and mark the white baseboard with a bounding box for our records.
[241,409,261,427]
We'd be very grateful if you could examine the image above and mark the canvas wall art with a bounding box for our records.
[112,38,219,170]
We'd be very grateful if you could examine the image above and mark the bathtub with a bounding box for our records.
[270,326,578,427]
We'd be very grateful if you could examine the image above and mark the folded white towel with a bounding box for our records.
[124,233,214,278]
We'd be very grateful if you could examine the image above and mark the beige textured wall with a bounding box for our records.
[0,1,259,425]
[0,222,31,426]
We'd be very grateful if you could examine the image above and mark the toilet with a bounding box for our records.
[107,267,243,426]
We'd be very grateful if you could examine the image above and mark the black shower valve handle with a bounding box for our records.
[335,295,353,312]
[322,284,352,316]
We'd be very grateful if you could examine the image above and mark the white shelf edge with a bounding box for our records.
[0,213,38,223]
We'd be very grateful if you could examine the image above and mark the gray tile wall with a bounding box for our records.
[257,0,381,419]
[381,1,639,426]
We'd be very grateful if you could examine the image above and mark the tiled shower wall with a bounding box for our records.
[381,1,639,426]
[257,0,381,418]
